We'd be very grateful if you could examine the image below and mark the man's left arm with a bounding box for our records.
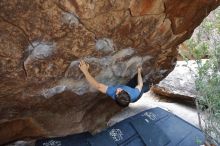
[79,60,108,94]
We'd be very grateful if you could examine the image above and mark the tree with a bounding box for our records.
[180,7,220,145]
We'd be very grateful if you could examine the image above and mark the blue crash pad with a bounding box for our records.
[87,121,146,146]
[155,114,205,146]
[122,106,171,124]
[35,132,92,146]
[87,107,205,146]
[130,118,170,146]
[35,107,206,146]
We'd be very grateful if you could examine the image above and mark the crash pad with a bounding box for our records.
[35,107,205,146]
[35,132,92,146]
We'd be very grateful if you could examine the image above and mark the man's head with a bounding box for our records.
[115,88,130,107]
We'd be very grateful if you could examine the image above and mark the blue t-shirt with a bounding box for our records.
[106,85,140,102]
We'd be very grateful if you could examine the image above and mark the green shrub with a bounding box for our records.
[181,7,220,144]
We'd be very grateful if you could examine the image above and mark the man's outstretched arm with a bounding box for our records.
[135,65,143,92]
[79,60,108,94]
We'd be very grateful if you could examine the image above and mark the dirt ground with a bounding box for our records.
[108,90,199,128]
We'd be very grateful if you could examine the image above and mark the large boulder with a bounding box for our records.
[0,0,219,144]
[151,60,199,104]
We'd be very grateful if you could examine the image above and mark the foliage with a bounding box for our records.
[181,7,220,144]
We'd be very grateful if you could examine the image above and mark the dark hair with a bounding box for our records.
[115,90,130,107]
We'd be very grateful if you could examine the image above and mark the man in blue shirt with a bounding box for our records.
[79,60,143,107]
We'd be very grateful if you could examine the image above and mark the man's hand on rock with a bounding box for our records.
[79,60,89,74]
[137,65,142,73]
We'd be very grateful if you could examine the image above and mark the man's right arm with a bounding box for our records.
[135,66,143,92]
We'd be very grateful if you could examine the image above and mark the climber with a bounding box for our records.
[79,60,143,107]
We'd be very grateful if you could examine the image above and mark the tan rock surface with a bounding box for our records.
[151,60,198,104]
[0,0,220,144]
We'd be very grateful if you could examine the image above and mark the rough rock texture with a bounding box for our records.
[0,0,220,144]
[151,60,199,104]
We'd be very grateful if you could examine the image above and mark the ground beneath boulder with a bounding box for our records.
[109,90,199,128]
[6,90,200,146]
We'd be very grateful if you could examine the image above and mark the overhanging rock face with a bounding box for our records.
[0,0,219,144]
